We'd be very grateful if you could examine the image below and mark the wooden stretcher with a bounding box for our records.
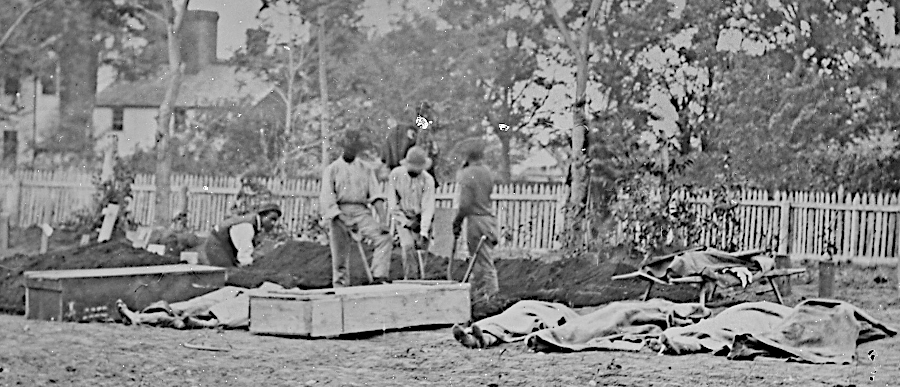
[611,249,807,307]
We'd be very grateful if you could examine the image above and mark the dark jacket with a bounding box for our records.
[201,214,259,267]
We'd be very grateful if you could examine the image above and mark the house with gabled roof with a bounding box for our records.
[93,10,273,156]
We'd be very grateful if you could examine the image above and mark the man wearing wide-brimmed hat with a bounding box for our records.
[198,202,282,268]
[320,130,393,287]
[452,140,500,299]
[387,146,436,279]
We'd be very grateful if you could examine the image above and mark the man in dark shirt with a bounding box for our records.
[452,143,499,299]
[198,203,282,268]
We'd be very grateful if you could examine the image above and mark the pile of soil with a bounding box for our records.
[231,241,701,319]
[0,237,701,320]
[0,240,180,314]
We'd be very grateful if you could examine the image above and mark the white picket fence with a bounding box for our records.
[0,170,569,251]
[1,170,900,262]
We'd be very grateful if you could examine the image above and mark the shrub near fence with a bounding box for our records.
[666,189,900,265]
[2,170,900,262]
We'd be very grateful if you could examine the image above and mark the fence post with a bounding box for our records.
[0,211,9,253]
[179,185,189,215]
[778,201,791,257]
[553,187,567,250]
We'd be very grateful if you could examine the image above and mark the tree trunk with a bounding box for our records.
[498,131,512,183]
[317,6,330,172]
[153,0,189,228]
[545,0,603,253]
[564,55,590,251]
[280,43,293,180]
[57,18,99,154]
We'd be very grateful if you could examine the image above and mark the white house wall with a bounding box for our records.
[1,76,61,165]
[122,108,158,156]
[93,107,159,156]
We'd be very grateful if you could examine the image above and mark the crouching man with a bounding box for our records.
[198,203,282,268]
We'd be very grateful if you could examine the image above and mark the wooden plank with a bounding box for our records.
[249,294,343,337]
[342,286,470,334]
[249,282,471,337]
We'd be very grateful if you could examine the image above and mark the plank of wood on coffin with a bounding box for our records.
[249,282,471,337]
[250,294,344,337]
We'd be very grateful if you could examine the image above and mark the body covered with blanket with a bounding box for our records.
[640,247,776,288]
[454,298,896,364]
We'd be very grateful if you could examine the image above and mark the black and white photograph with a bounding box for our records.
[0,0,899,385]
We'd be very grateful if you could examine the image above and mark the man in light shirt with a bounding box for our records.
[387,146,436,279]
[320,131,392,286]
[198,203,282,267]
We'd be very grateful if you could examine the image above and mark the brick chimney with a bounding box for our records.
[180,10,219,74]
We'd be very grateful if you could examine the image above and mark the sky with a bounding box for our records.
[189,0,444,59]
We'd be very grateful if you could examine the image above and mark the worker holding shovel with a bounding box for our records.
[452,141,500,300]
[320,130,393,287]
[387,146,436,280]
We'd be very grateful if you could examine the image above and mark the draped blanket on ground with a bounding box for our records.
[474,300,581,343]
[489,299,895,365]
[659,301,794,355]
[525,299,711,352]
[725,299,898,364]
[131,282,289,329]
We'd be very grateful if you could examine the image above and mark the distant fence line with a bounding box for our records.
[1,170,899,263]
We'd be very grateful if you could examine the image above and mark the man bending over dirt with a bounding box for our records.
[198,203,282,268]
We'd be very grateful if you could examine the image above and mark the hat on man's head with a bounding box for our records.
[400,146,433,171]
[254,202,282,217]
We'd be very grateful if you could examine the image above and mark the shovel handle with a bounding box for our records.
[462,235,487,283]
[447,236,458,281]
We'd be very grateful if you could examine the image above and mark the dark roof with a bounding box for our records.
[96,64,273,108]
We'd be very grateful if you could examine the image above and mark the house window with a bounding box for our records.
[112,108,124,131]
[174,108,186,130]
[2,130,17,165]
[3,77,20,96]
[40,74,57,95]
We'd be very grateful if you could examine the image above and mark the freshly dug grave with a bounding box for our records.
[0,238,698,320]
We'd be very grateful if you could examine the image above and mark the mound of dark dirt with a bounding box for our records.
[0,240,180,314]
[0,237,702,320]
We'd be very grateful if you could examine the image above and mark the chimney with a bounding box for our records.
[180,10,219,74]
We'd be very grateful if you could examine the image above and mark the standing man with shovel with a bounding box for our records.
[320,130,393,287]
[388,146,436,280]
[452,141,499,301]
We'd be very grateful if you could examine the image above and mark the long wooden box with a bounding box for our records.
[24,265,226,322]
[249,280,471,337]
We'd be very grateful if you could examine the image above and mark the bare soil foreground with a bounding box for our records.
[1,235,899,386]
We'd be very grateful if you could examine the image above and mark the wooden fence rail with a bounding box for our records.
[1,170,899,262]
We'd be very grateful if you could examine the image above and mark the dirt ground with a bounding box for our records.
[1,231,899,386]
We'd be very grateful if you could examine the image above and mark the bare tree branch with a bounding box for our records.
[128,1,166,24]
[0,0,50,50]
[544,0,582,63]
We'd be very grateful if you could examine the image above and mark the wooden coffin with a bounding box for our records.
[24,264,226,322]
[249,280,471,337]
